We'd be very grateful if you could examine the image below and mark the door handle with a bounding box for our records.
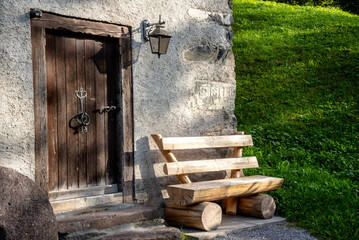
[98,106,117,114]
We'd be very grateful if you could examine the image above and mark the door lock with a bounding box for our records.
[69,87,90,134]
[97,106,117,114]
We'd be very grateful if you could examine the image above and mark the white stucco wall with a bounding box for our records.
[0,0,236,204]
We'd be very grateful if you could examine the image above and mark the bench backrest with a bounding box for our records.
[152,134,258,184]
[160,135,254,150]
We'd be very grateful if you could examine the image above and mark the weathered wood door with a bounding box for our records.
[45,30,121,200]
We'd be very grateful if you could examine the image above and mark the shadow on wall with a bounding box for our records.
[135,136,231,206]
[131,15,237,205]
[131,20,236,135]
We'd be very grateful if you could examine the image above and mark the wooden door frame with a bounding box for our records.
[31,11,134,203]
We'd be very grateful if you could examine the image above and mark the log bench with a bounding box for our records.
[152,133,284,231]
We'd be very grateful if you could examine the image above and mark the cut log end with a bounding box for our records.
[165,202,222,231]
[202,202,223,231]
[237,194,276,219]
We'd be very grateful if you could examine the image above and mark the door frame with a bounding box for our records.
[30,11,134,203]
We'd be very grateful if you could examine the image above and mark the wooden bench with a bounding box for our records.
[152,133,284,231]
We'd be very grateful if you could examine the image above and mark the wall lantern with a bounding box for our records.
[143,15,172,58]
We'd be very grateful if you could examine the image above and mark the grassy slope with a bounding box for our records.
[232,1,359,239]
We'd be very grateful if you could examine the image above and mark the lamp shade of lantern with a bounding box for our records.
[143,15,172,58]
[148,26,172,58]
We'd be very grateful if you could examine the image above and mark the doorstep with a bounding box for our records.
[57,204,164,235]
[51,192,124,214]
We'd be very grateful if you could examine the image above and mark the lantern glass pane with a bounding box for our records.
[149,37,159,54]
[159,37,171,54]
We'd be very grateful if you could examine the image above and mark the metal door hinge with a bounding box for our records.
[119,46,124,55]
[30,9,42,18]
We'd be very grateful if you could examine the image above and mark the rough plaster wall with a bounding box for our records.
[0,0,237,204]
[133,0,237,205]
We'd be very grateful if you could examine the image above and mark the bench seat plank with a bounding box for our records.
[161,135,253,150]
[164,157,258,175]
[167,175,284,206]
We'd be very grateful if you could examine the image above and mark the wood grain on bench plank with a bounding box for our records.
[151,134,192,183]
[160,135,253,150]
[166,176,284,206]
[164,157,258,175]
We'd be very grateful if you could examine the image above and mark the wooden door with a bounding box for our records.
[45,30,121,200]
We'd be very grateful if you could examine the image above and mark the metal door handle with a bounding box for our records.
[99,106,117,114]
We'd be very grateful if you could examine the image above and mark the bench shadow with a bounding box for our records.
[135,136,235,206]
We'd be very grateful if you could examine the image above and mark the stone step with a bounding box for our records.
[59,219,182,240]
[57,204,165,235]
[51,193,124,214]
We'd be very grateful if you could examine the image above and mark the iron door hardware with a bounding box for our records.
[100,106,117,114]
[69,87,90,134]
[94,105,119,114]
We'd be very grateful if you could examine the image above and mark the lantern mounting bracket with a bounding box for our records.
[142,15,166,42]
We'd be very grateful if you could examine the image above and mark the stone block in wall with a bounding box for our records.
[194,80,235,111]
[228,0,233,9]
[183,45,230,63]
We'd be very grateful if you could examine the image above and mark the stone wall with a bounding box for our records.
[0,0,237,204]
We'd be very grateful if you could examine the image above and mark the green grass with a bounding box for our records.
[232,0,359,239]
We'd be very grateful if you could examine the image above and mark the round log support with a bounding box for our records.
[165,202,222,231]
[237,194,276,219]
[225,197,238,215]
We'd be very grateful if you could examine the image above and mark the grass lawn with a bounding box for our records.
[232,0,359,239]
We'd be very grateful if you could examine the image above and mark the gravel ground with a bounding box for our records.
[211,223,318,240]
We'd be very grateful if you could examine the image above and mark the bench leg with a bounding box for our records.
[165,202,222,231]
[225,197,238,215]
[237,194,276,219]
